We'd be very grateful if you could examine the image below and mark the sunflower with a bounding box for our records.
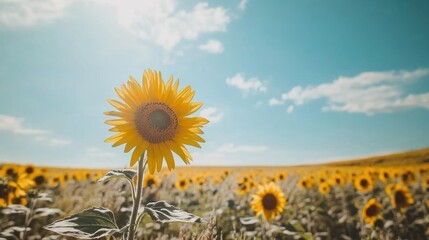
[378,169,390,183]
[362,198,382,225]
[400,170,416,184]
[354,174,373,192]
[276,172,287,182]
[298,177,315,189]
[236,182,250,195]
[391,183,414,210]
[318,182,331,195]
[174,177,189,191]
[105,69,208,174]
[385,183,395,195]
[330,173,346,186]
[143,173,160,188]
[251,182,286,221]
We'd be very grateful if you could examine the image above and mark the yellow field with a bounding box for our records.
[1,148,429,239]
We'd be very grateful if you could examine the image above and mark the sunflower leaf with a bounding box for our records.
[97,169,137,184]
[44,207,126,239]
[144,201,202,223]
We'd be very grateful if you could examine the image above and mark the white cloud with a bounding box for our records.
[287,105,294,113]
[86,147,116,158]
[0,0,73,27]
[218,143,267,153]
[270,68,429,115]
[200,107,223,123]
[198,39,224,54]
[35,136,72,146]
[0,114,71,146]
[269,98,282,106]
[238,0,248,10]
[95,0,230,51]
[226,73,267,94]
[0,115,48,135]
[1,0,231,52]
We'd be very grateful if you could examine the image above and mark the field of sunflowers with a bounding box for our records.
[1,148,428,240]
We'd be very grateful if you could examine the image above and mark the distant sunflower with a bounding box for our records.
[105,69,208,174]
[298,177,315,189]
[331,173,346,186]
[251,182,286,221]
[354,174,373,192]
[174,177,189,191]
[236,182,250,195]
[400,170,416,184]
[391,184,414,210]
[378,169,390,183]
[318,182,331,195]
[276,172,287,182]
[362,198,382,225]
[143,173,160,188]
[385,183,395,195]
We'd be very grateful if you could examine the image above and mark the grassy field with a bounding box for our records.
[1,148,428,239]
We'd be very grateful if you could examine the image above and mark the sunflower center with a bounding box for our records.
[147,179,155,187]
[394,191,407,207]
[180,180,186,187]
[135,102,178,144]
[360,179,369,188]
[365,204,379,217]
[262,193,278,210]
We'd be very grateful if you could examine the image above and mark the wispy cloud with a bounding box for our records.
[0,114,71,146]
[0,0,73,27]
[269,68,429,115]
[199,39,224,54]
[200,107,224,123]
[86,147,116,158]
[218,143,267,153]
[238,0,249,11]
[94,0,230,51]
[0,115,47,135]
[226,73,267,95]
[0,0,231,53]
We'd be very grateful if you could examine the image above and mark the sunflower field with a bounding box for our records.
[1,160,428,240]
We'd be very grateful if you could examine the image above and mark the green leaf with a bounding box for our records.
[144,201,202,223]
[44,207,127,239]
[97,169,137,183]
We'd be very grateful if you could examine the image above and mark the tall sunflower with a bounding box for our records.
[105,69,208,174]
[362,198,382,225]
[251,182,286,221]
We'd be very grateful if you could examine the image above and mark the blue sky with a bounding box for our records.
[1,0,429,168]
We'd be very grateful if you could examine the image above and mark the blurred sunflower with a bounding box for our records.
[362,198,382,225]
[276,172,287,182]
[236,182,250,195]
[331,173,346,186]
[143,173,160,188]
[391,183,414,210]
[174,177,189,191]
[105,69,208,174]
[385,183,396,195]
[379,169,390,183]
[400,170,416,184]
[318,182,331,195]
[354,174,373,192]
[251,182,286,221]
[298,177,315,189]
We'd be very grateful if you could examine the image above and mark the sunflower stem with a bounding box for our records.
[127,153,146,240]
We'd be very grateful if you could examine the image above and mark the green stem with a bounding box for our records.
[127,154,145,240]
